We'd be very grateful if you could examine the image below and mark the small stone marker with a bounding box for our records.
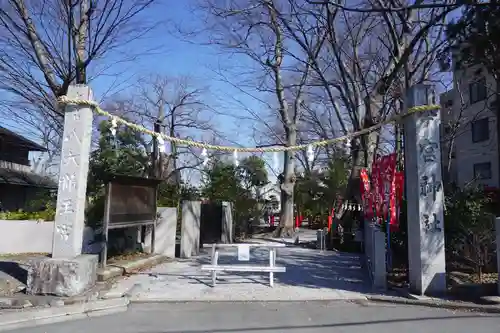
[52,85,94,258]
[237,244,250,261]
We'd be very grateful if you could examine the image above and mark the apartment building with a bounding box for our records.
[439,64,499,189]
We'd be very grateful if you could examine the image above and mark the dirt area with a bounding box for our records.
[0,253,49,296]
[387,264,498,302]
[107,251,151,264]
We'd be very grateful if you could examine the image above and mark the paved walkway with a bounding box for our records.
[103,236,373,302]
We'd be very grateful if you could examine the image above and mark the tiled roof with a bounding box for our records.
[0,168,57,188]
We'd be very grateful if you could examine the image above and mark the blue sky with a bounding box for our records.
[87,1,261,146]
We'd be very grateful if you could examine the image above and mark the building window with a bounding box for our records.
[444,99,453,108]
[469,77,487,104]
[474,162,492,180]
[471,117,489,143]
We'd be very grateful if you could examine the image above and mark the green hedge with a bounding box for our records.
[0,209,55,221]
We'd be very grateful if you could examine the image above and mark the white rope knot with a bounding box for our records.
[110,117,118,136]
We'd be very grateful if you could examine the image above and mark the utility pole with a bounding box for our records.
[150,120,161,178]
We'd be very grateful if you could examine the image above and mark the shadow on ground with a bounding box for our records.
[0,261,28,284]
[145,237,376,296]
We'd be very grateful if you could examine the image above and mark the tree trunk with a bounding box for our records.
[75,0,89,84]
[330,115,379,247]
[275,127,297,237]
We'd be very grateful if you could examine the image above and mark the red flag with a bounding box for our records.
[379,154,397,219]
[371,158,382,219]
[389,175,398,229]
[395,171,404,203]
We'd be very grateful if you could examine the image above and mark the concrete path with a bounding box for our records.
[103,238,373,302]
[8,301,500,333]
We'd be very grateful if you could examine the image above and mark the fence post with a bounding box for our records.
[404,84,446,295]
[373,228,387,290]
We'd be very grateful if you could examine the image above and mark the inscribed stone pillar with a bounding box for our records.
[52,85,94,258]
[404,84,446,295]
[180,201,201,258]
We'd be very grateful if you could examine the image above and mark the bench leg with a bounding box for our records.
[212,270,217,287]
[269,248,275,287]
[211,245,219,287]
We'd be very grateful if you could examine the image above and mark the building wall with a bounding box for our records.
[0,140,30,166]
[452,65,499,188]
[0,184,48,211]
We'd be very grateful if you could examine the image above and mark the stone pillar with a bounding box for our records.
[144,207,178,258]
[52,85,94,258]
[221,201,233,244]
[404,84,446,295]
[27,85,98,297]
[496,218,500,296]
[180,201,201,258]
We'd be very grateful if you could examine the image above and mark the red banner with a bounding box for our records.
[389,171,404,230]
[371,158,382,219]
[389,175,398,229]
[381,154,397,220]
[369,153,399,225]
[360,168,371,219]
[394,171,404,203]
[360,168,370,194]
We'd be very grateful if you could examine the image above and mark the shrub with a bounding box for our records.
[444,185,496,280]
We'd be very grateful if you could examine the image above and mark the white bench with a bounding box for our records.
[201,243,286,287]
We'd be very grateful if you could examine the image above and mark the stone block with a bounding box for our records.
[144,207,177,257]
[26,255,98,297]
[221,202,233,244]
[180,201,201,258]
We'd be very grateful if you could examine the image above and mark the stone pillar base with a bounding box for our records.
[26,254,98,297]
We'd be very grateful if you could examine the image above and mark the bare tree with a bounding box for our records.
[0,0,163,160]
[270,0,458,226]
[106,75,221,185]
[192,0,329,236]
